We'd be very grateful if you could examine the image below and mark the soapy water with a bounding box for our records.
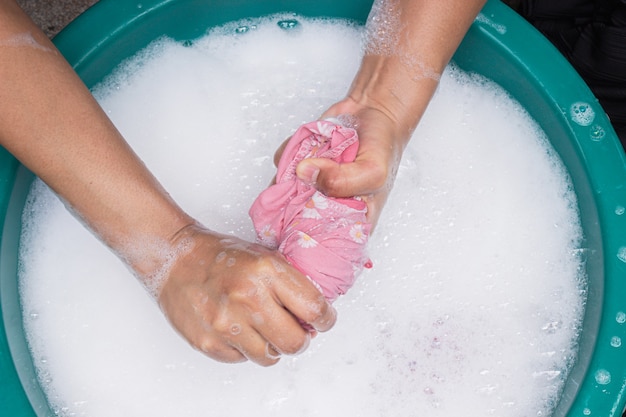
[18,16,586,417]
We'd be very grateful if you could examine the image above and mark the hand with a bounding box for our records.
[275,96,410,230]
[157,224,337,366]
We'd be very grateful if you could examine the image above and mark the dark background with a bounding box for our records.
[16,0,98,38]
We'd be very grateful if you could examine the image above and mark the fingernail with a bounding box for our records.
[314,304,337,332]
[265,342,282,360]
[297,163,320,185]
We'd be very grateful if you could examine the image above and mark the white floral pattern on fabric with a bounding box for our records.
[297,232,318,248]
[258,224,277,247]
[349,222,367,244]
[316,120,336,138]
[302,191,329,219]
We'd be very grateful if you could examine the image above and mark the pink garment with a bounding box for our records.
[249,120,372,303]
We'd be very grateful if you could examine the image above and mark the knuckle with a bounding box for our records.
[277,334,310,356]
[306,293,330,319]
[254,255,277,274]
[229,283,255,304]
[294,294,330,327]
[196,337,220,356]
[210,310,234,336]
[197,334,247,364]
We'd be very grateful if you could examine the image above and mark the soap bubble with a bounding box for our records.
[570,102,595,126]
[277,19,300,30]
[594,369,611,385]
[589,124,606,141]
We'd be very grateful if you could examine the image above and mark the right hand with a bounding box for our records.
[157,224,337,366]
[274,95,411,230]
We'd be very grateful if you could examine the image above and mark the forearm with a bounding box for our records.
[0,0,195,280]
[347,0,487,144]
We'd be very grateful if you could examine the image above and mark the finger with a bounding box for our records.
[227,328,282,367]
[271,270,338,333]
[307,298,337,333]
[251,301,313,355]
[295,157,386,198]
[197,338,248,364]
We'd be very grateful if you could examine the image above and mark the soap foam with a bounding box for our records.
[19,16,585,417]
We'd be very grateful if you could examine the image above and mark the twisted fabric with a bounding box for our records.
[249,120,372,302]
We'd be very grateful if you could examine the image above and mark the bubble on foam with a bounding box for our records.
[400,52,442,82]
[475,13,507,35]
[617,311,626,324]
[19,16,586,417]
[589,124,606,141]
[277,18,300,31]
[594,369,611,385]
[91,37,173,97]
[120,234,195,299]
[617,247,626,263]
[363,0,401,56]
[230,324,242,335]
[215,251,227,263]
[610,336,622,348]
[570,102,595,126]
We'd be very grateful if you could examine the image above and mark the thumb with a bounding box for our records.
[296,158,381,198]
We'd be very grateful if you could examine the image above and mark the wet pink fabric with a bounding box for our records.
[249,120,372,303]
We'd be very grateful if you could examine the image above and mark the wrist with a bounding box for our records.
[113,216,201,298]
[345,54,439,145]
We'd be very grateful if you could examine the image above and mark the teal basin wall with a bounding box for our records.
[2,0,626,415]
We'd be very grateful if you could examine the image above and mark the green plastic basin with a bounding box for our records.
[2,0,626,415]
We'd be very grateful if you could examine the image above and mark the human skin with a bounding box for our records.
[289,0,487,228]
[0,0,336,366]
